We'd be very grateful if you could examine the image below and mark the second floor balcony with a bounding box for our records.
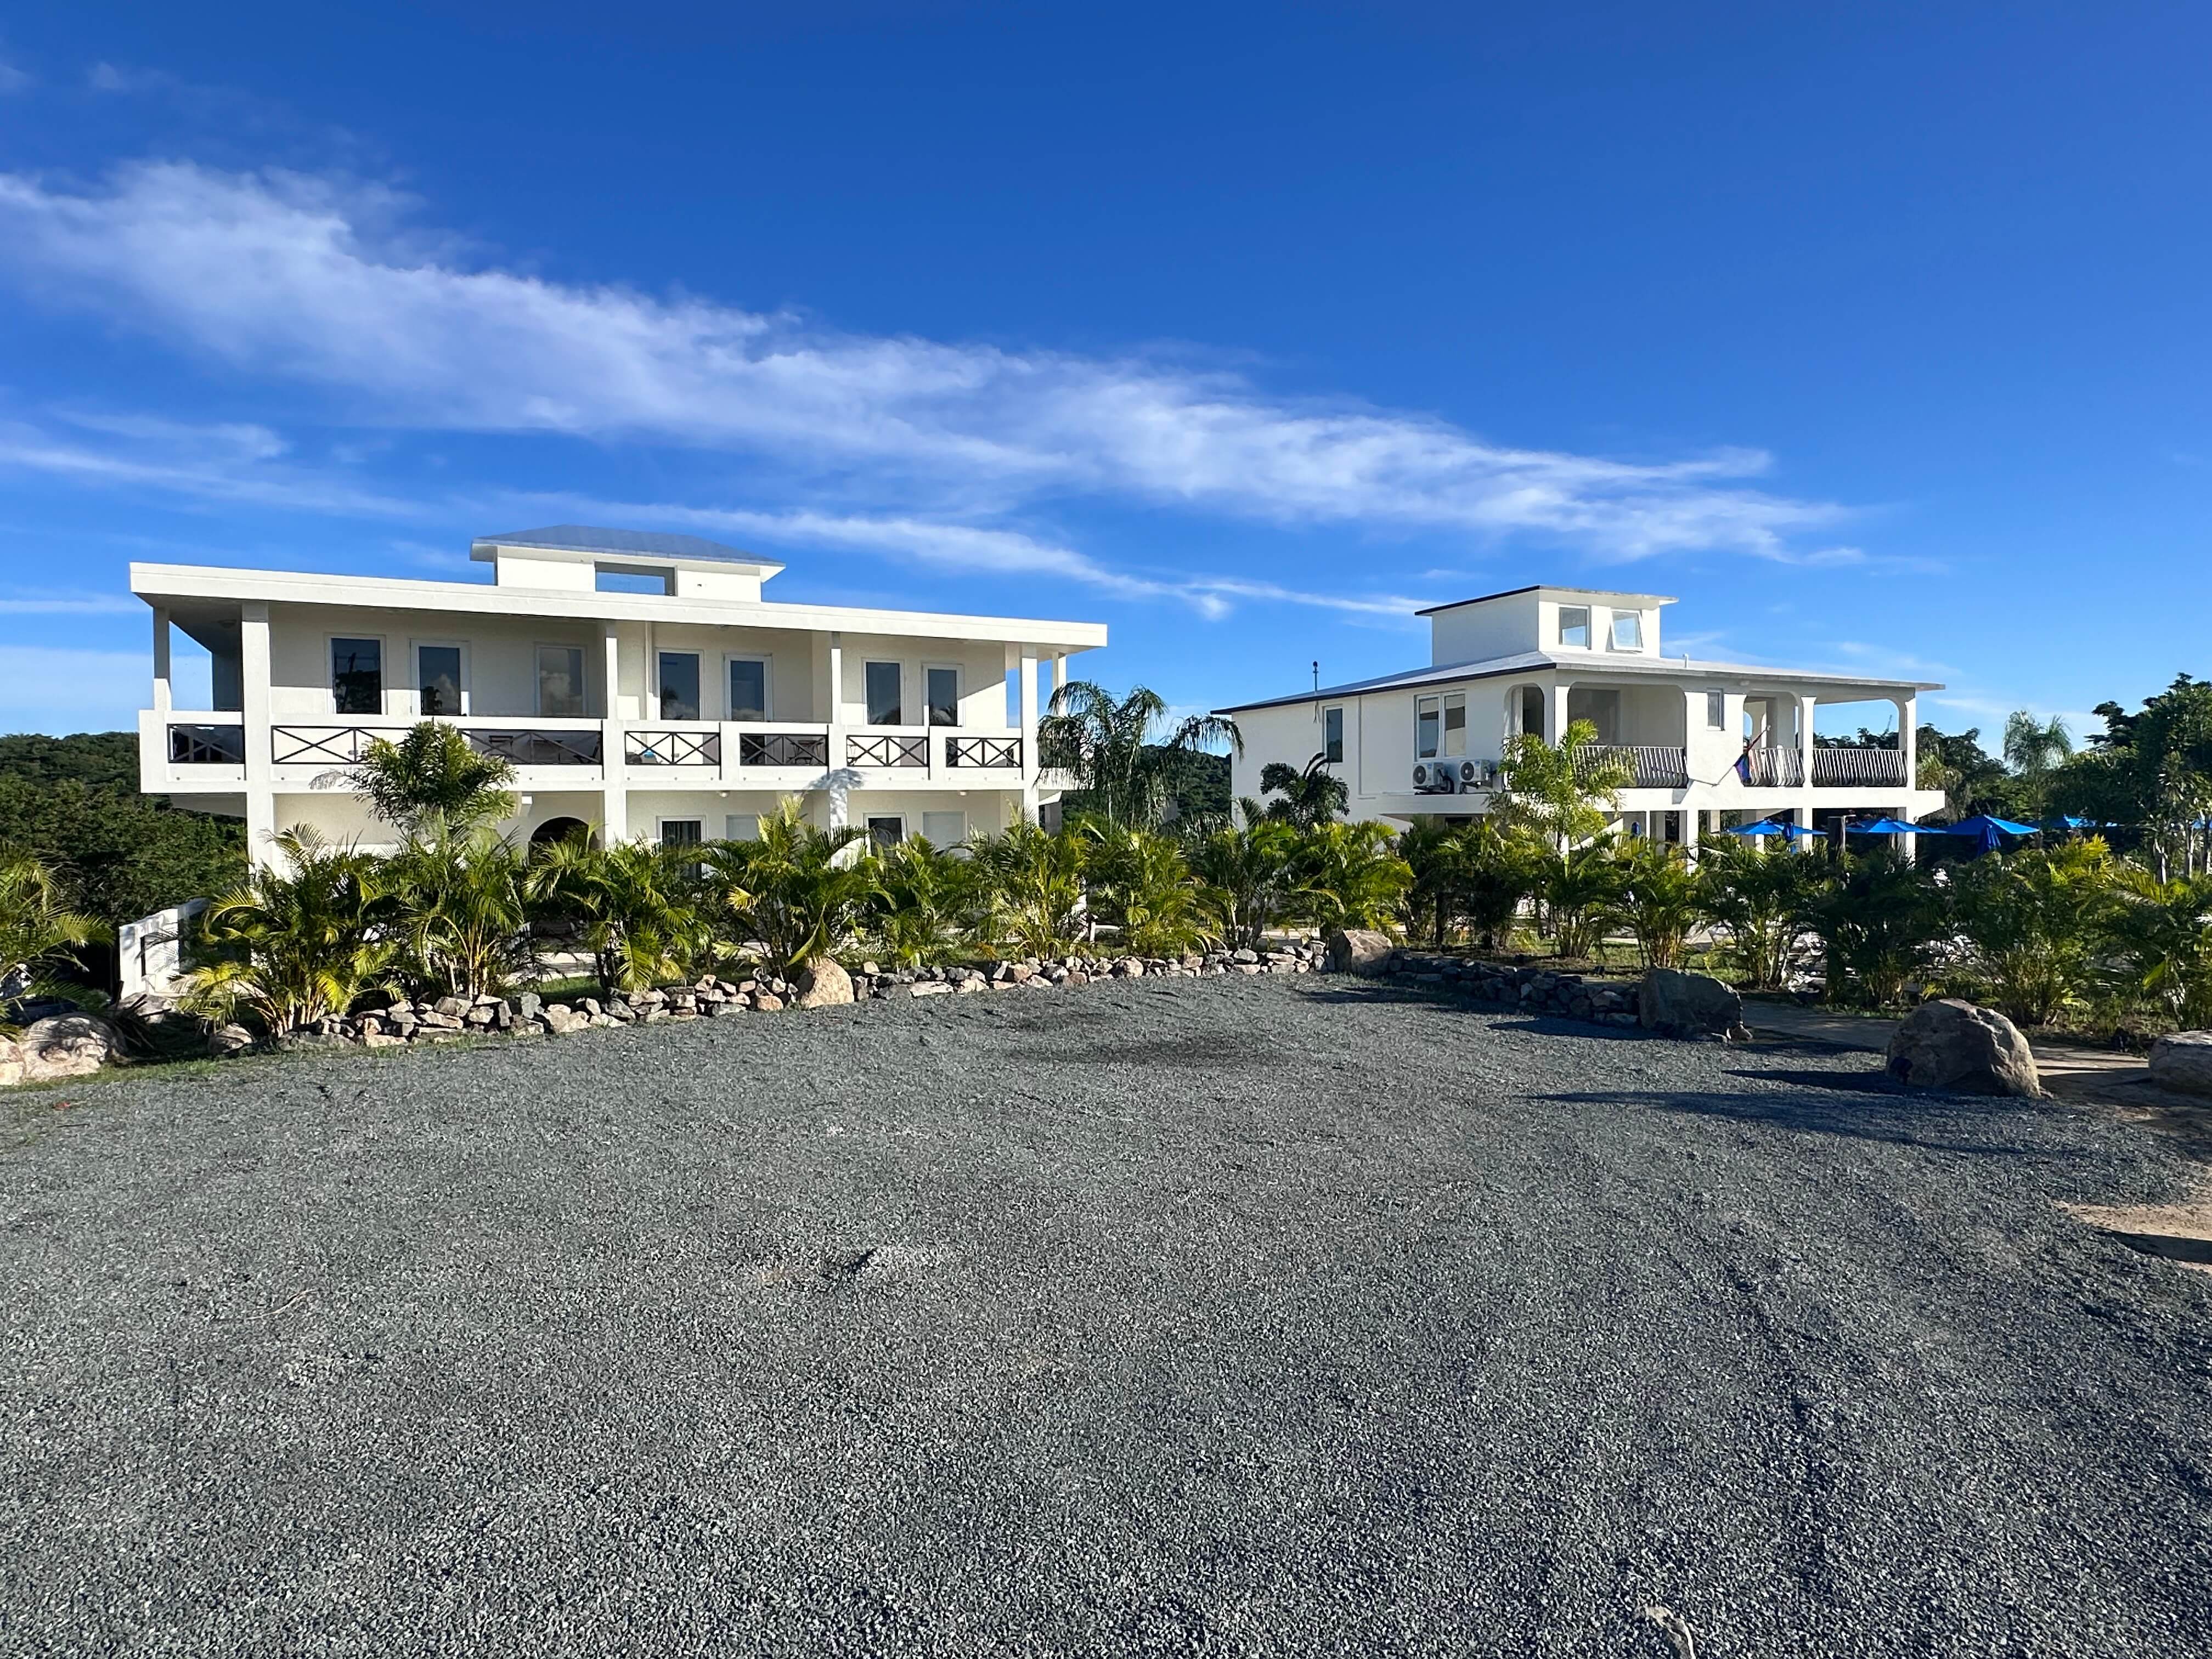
[149,713,1041,793]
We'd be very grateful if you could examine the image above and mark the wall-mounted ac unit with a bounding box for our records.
[1411,761,1458,794]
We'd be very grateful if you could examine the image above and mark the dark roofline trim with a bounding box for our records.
[1414,584,1678,617]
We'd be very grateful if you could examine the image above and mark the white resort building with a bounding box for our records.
[1217,584,1946,848]
[133,527,1105,867]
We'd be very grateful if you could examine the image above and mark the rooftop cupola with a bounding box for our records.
[470,525,786,602]
[1417,583,1675,665]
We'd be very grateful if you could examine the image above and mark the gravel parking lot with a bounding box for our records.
[5,976,2210,1657]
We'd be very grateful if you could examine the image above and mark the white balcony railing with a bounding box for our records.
[1812,746,1908,788]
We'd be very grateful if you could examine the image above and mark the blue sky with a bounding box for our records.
[0,3,2204,740]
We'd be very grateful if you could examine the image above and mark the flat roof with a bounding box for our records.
[1214,648,1940,714]
[131,562,1105,652]
[471,524,784,575]
[1415,584,1678,617]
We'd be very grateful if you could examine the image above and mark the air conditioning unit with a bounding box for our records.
[1411,761,1458,794]
[1458,760,1495,789]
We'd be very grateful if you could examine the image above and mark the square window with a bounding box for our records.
[331,638,382,715]
[1558,607,1591,648]
[725,814,761,842]
[865,661,902,726]
[1322,707,1345,765]
[921,810,966,846]
[729,659,768,723]
[1706,690,1726,729]
[417,645,462,716]
[537,645,585,716]
[659,819,703,847]
[1415,696,1441,759]
[866,815,905,848]
[1610,610,1644,651]
[658,651,701,721]
[1443,693,1466,758]
[926,665,960,727]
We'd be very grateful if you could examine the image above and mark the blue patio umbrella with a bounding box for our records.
[1939,814,2039,855]
[1724,819,1825,840]
[1848,817,1926,835]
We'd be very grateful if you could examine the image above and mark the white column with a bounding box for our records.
[240,602,276,865]
[1544,678,1568,746]
[1018,647,1040,820]
[1899,695,1917,799]
[1798,692,1818,831]
[600,623,625,840]
[1051,651,1068,702]
[151,606,172,715]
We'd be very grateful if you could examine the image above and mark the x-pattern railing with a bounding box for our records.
[169,723,246,765]
[467,729,603,766]
[625,728,721,766]
[847,733,928,768]
[272,725,369,765]
[738,731,830,768]
[946,735,1022,769]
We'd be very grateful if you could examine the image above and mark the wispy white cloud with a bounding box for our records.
[0,590,141,615]
[0,414,431,518]
[0,161,1856,566]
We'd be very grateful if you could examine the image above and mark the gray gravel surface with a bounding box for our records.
[4,977,2210,1657]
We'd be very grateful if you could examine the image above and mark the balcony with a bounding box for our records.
[148,714,1045,795]
[168,722,246,765]
[1574,744,1689,789]
[1742,746,1804,788]
[845,731,928,768]
[270,723,606,767]
[946,734,1022,769]
[1812,746,1908,788]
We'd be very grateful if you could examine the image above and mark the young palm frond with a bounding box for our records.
[702,801,878,974]
[351,722,518,835]
[971,821,1088,957]
[1082,823,1219,957]
[385,826,537,1001]
[178,828,396,1035]
[526,833,709,995]
[0,854,108,1031]
[1259,753,1351,831]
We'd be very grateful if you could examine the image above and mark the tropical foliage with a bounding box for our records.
[704,804,880,974]
[1040,682,1240,826]
[181,829,396,1035]
[350,722,519,834]
[526,835,707,996]
[0,853,108,1027]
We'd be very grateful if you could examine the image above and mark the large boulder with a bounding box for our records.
[1639,968,1745,1040]
[2148,1030,2212,1098]
[0,1036,21,1089]
[1324,928,1397,977]
[17,1014,121,1081]
[1886,998,2043,1097]
[794,958,854,1009]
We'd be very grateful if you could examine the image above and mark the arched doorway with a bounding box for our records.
[528,816,595,856]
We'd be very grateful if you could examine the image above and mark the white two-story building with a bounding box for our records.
[134,526,1105,866]
[1218,584,1945,847]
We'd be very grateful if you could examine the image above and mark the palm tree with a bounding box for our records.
[1040,681,1241,826]
[526,835,707,995]
[704,803,879,973]
[2101,870,2212,1030]
[1082,823,1220,957]
[0,854,107,1030]
[179,828,396,1035]
[385,826,537,1001]
[1542,836,1625,962]
[1494,720,1634,854]
[972,822,1088,957]
[1610,840,1703,970]
[1291,821,1413,934]
[1259,754,1350,830]
[2002,710,2074,827]
[869,834,984,968]
[351,722,518,835]
[1189,820,1304,952]
[1696,837,1820,990]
